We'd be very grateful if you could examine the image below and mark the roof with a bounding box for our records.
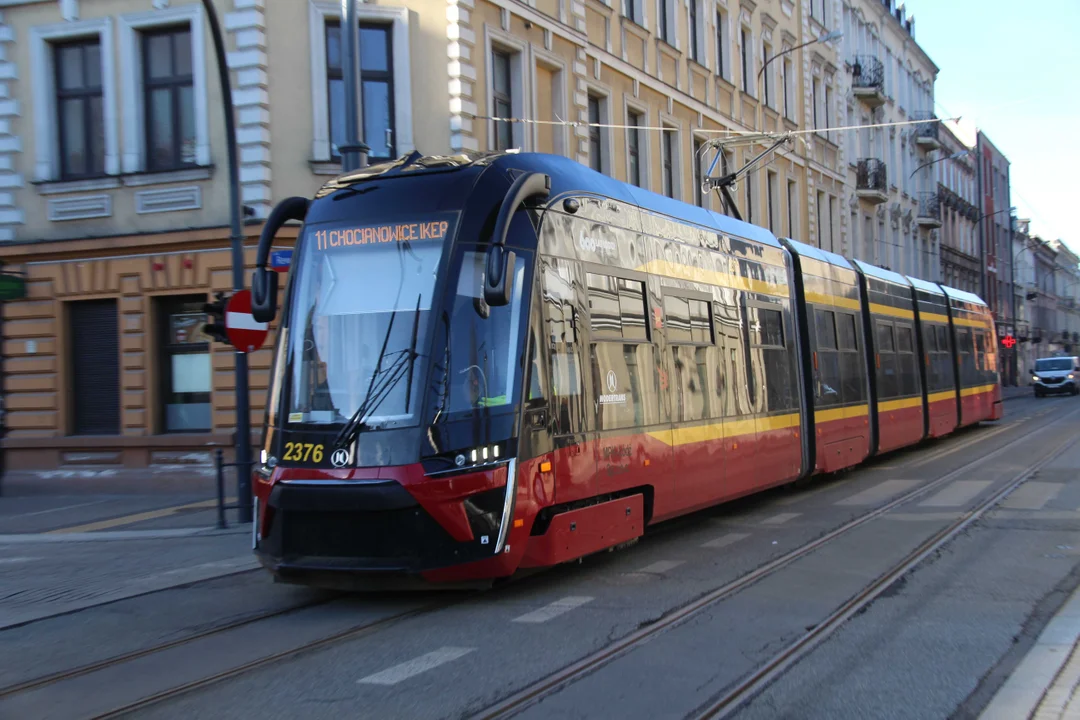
[490,153,783,249]
[854,259,911,287]
[941,284,989,308]
[906,275,946,296]
[781,237,854,270]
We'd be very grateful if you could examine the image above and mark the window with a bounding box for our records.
[628,111,642,186]
[716,12,727,78]
[745,175,754,223]
[835,311,865,404]
[876,320,898,398]
[326,22,396,162]
[659,0,672,43]
[55,39,106,179]
[829,195,837,253]
[816,190,825,247]
[626,0,638,24]
[787,179,797,237]
[491,49,513,151]
[740,28,751,92]
[749,305,795,412]
[158,295,212,432]
[767,171,777,233]
[588,95,603,172]
[762,41,773,107]
[814,308,841,406]
[70,300,120,435]
[661,129,675,198]
[782,56,793,119]
[689,0,699,62]
[693,137,705,207]
[587,273,648,340]
[823,83,832,136]
[664,294,712,344]
[811,77,820,128]
[142,27,196,172]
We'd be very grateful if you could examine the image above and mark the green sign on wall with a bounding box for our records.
[0,273,26,301]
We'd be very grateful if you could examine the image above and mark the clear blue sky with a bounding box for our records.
[908,0,1080,253]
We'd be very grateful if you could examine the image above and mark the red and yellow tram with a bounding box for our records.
[247,151,1002,588]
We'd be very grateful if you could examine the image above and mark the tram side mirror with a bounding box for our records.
[251,267,279,323]
[483,245,516,307]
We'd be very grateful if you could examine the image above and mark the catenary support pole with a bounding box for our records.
[340,0,370,170]
[202,0,252,523]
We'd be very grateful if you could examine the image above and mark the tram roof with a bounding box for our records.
[780,237,854,270]
[940,284,989,308]
[854,259,911,287]
[488,152,784,249]
[906,275,946,296]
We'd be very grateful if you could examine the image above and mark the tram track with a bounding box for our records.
[470,404,1080,720]
[688,422,1080,720]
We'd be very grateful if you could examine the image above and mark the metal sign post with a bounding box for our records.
[340,0,370,171]
[202,0,252,522]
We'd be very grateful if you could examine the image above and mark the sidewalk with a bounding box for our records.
[980,584,1080,720]
[1003,384,1034,402]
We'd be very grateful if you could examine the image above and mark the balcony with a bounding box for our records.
[856,158,888,204]
[917,191,942,228]
[851,55,886,108]
[914,112,942,150]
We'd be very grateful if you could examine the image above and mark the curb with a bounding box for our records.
[979,584,1080,719]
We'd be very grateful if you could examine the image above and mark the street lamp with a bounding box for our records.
[756,29,842,133]
[909,149,969,179]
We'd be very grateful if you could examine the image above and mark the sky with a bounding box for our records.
[905,0,1080,254]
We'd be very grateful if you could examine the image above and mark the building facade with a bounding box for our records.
[976,130,1012,332]
[0,0,849,479]
[936,122,978,295]
[837,0,939,280]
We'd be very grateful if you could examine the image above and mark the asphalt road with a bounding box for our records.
[3,393,1079,720]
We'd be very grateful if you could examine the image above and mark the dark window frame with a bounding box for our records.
[491,48,513,151]
[627,110,642,186]
[325,21,397,163]
[716,12,726,78]
[143,25,196,173]
[587,95,603,172]
[688,0,699,62]
[54,37,105,181]
[584,265,651,343]
[661,128,675,198]
[662,287,714,346]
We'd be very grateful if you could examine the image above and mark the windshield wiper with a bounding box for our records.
[332,304,399,451]
[332,294,424,453]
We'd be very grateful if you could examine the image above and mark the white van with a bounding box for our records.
[1032,356,1080,397]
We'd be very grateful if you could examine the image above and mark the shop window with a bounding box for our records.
[158,295,212,432]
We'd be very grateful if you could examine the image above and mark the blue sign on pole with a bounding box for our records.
[270,249,293,272]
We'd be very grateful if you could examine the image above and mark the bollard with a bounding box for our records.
[215,448,227,530]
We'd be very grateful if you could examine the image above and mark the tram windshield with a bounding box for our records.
[283,217,531,430]
[285,217,449,428]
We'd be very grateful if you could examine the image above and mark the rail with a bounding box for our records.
[857,158,887,192]
[851,55,884,91]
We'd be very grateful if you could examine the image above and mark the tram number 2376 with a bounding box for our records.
[282,442,324,463]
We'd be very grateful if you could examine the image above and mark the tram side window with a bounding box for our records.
[587,272,657,430]
[876,321,898,399]
[665,294,715,422]
[836,311,866,405]
[895,324,918,396]
[541,258,587,436]
[957,328,974,384]
[813,308,842,407]
[750,306,794,413]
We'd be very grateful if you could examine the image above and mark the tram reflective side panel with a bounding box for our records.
[784,239,870,475]
[908,277,959,438]
[941,286,1001,426]
[855,262,926,455]
[532,195,804,533]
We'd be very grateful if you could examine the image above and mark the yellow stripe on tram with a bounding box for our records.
[869,303,915,320]
[878,396,923,412]
[960,383,997,398]
[649,412,802,448]
[805,291,862,312]
[814,404,869,424]
[927,390,954,403]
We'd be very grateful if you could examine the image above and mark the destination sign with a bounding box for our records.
[313,215,455,251]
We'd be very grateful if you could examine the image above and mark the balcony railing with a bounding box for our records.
[917,191,942,228]
[914,111,942,150]
[852,55,885,107]
[856,158,888,203]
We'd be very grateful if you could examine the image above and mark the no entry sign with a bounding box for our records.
[225,289,269,353]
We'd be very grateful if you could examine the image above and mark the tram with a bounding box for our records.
[249,151,1002,588]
